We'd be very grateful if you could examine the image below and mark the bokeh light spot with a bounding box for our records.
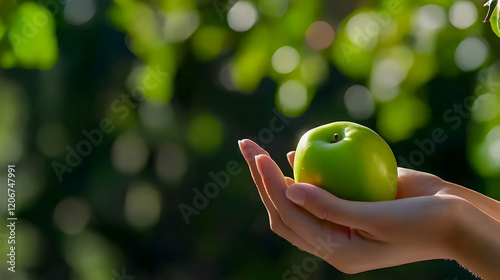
[449,1,477,29]
[229,26,271,92]
[370,59,404,101]
[187,113,223,155]
[64,0,96,25]
[258,0,288,17]
[305,21,335,50]
[53,197,91,235]
[192,26,225,61]
[272,46,300,74]
[345,13,378,50]
[488,139,500,168]
[111,132,149,174]
[36,122,68,157]
[0,50,16,68]
[415,5,446,30]
[228,1,258,32]
[219,62,238,91]
[64,230,119,278]
[485,126,500,169]
[0,81,26,165]
[125,182,161,228]
[16,222,43,269]
[300,54,328,86]
[378,97,430,142]
[163,10,200,43]
[344,85,375,120]
[155,143,187,183]
[277,80,308,116]
[455,37,488,71]
[138,102,174,131]
[472,93,499,122]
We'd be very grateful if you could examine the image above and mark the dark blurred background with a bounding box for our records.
[0,0,499,279]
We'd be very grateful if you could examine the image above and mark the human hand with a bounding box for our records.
[238,139,464,274]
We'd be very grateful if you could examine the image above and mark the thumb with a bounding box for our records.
[286,183,372,230]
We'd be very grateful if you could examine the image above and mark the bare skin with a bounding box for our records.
[238,139,500,278]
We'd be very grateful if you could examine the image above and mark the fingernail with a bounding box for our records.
[286,188,305,206]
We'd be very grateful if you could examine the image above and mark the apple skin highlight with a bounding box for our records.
[293,121,398,202]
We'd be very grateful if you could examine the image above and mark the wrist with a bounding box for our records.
[437,195,472,261]
[444,197,500,278]
[437,179,500,222]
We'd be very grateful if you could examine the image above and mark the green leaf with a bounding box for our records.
[487,0,500,37]
[490,6,500,37]
[484,0,498,22]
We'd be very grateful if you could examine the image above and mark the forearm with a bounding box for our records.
[443,182,500,222]
[450,200,500,279]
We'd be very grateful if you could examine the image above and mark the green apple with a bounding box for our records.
[293,121,398,201]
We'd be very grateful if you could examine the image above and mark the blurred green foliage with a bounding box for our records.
[0,2,58,69]
[0,0,499,279]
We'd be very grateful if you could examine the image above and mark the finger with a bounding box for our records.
[238,140,278,217]
[396,167,442,198]
[287,151,295,169]
[238,140,318,253]
[256,155,348,245]
[285,177,295,187]
[286,183,373,230]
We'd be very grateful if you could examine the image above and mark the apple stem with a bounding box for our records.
[332,133,340,143]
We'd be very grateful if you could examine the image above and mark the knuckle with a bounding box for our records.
[425,173,444,185]
[306,195,336,222]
